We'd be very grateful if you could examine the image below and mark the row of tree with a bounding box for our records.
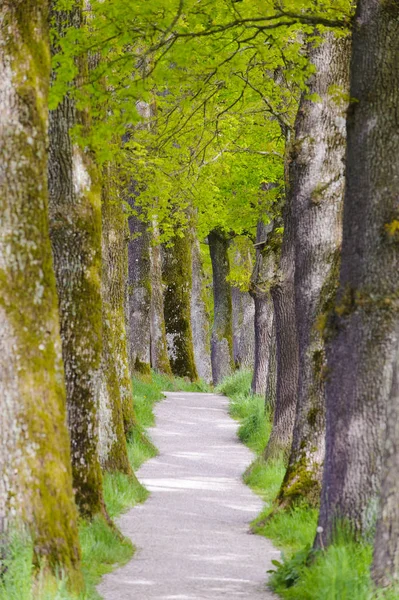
[1,0,399,593]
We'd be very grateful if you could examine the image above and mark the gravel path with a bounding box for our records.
[98,392,279,600]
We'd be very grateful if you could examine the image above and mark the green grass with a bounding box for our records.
[220,369,399,600]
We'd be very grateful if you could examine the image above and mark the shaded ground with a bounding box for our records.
[99,392,279,599]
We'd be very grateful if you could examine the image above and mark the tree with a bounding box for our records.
[208,229,235,384]
[163,233,198,380]
[48,1,106,519]
[317,0,399,547]
[191,236,212,383]
[277,32,350,507]
[0,0,81,582]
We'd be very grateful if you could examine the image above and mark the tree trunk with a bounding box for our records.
[163,234,198,380]
[0,0,81,581]
[265,206,298,462]
[208,230,234,385]
[127,195,151,375]
[149,225,172,375]
[99,174,135,476]
[265,320,277,409]
[232,287,255,369]
[250,220,277,396]
[101,168,136,435]
[277,33,350,508]
[317,0,399,546]
[372,340,399,587]
[191,237,212,383]
[48,2,106,520]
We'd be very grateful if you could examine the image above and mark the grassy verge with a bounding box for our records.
[0,371,206,600]
[218,370,398,600]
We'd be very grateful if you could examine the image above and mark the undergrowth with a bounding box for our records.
[221,369,399,600]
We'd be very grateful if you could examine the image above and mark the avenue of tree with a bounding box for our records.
[0,0,398,594]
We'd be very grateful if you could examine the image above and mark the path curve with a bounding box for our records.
[99,392,279,600]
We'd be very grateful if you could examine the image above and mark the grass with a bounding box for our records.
[220,369,399,600]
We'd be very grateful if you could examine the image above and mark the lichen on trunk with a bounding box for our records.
[0,0,81,583]
[191,236,212,383]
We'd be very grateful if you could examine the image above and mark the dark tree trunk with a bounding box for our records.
[48,3,106,519]
[149,225,172,375]
[208,229,234,385]
[191,236,212,383]
[265,200,298,462]
[127,197,151,375]
[250,220,277,397]
[317,1,399,546]
[163,234,198,380]
[0,0,81,582]
[278,33,350,508]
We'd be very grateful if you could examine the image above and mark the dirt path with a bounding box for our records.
[98,392,279,599]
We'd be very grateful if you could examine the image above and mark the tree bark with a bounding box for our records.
[265,202,298,462]
[48,2,106,520]
[127,194,152,375]
[278,33,350,508]
[149,225,172,375]
[318,1,399,545]
[99,173,134,476]
[163,234,198,380]
[0,0,81,581]
[232,287,255,369]
[191,237,212,383]
[208,229,234,385]
[250,220,277,396]
[265,320,277,409]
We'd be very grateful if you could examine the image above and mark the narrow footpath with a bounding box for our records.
[99,392,279,599]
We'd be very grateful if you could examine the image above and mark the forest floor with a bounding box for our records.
[98,390,279,600]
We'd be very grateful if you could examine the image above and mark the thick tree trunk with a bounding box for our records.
[372,341,399,587]
[163,234,198,380]
[265,204,298,462]
[99,174,135,476]
[317,1,399,546]
[208,230,234,385]
[250,220,277,396]
[101,169,136,435]
[232,287,255,369]
[191,237,212,383]
[48,3,106,519]
[0,0,81,581]
[127,197,151,374]
[278,33,350,508]
[149,226,172,375]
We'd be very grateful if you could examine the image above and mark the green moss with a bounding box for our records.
[278,454,322,509]
[134,357,152,375]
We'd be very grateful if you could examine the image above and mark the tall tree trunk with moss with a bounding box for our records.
[208,229,235,385]
[318,1,399,547]
[48,2,107,520]
[99,173,136,476]
[0,0,81,582]
[250,220,277,396]
[277,34,350,507]
[163,234,198,380]
[191,236,212,383]
[150,225,172,375]
[264,207,297,461]
[127,194,151,375]
[266,321,277,409]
